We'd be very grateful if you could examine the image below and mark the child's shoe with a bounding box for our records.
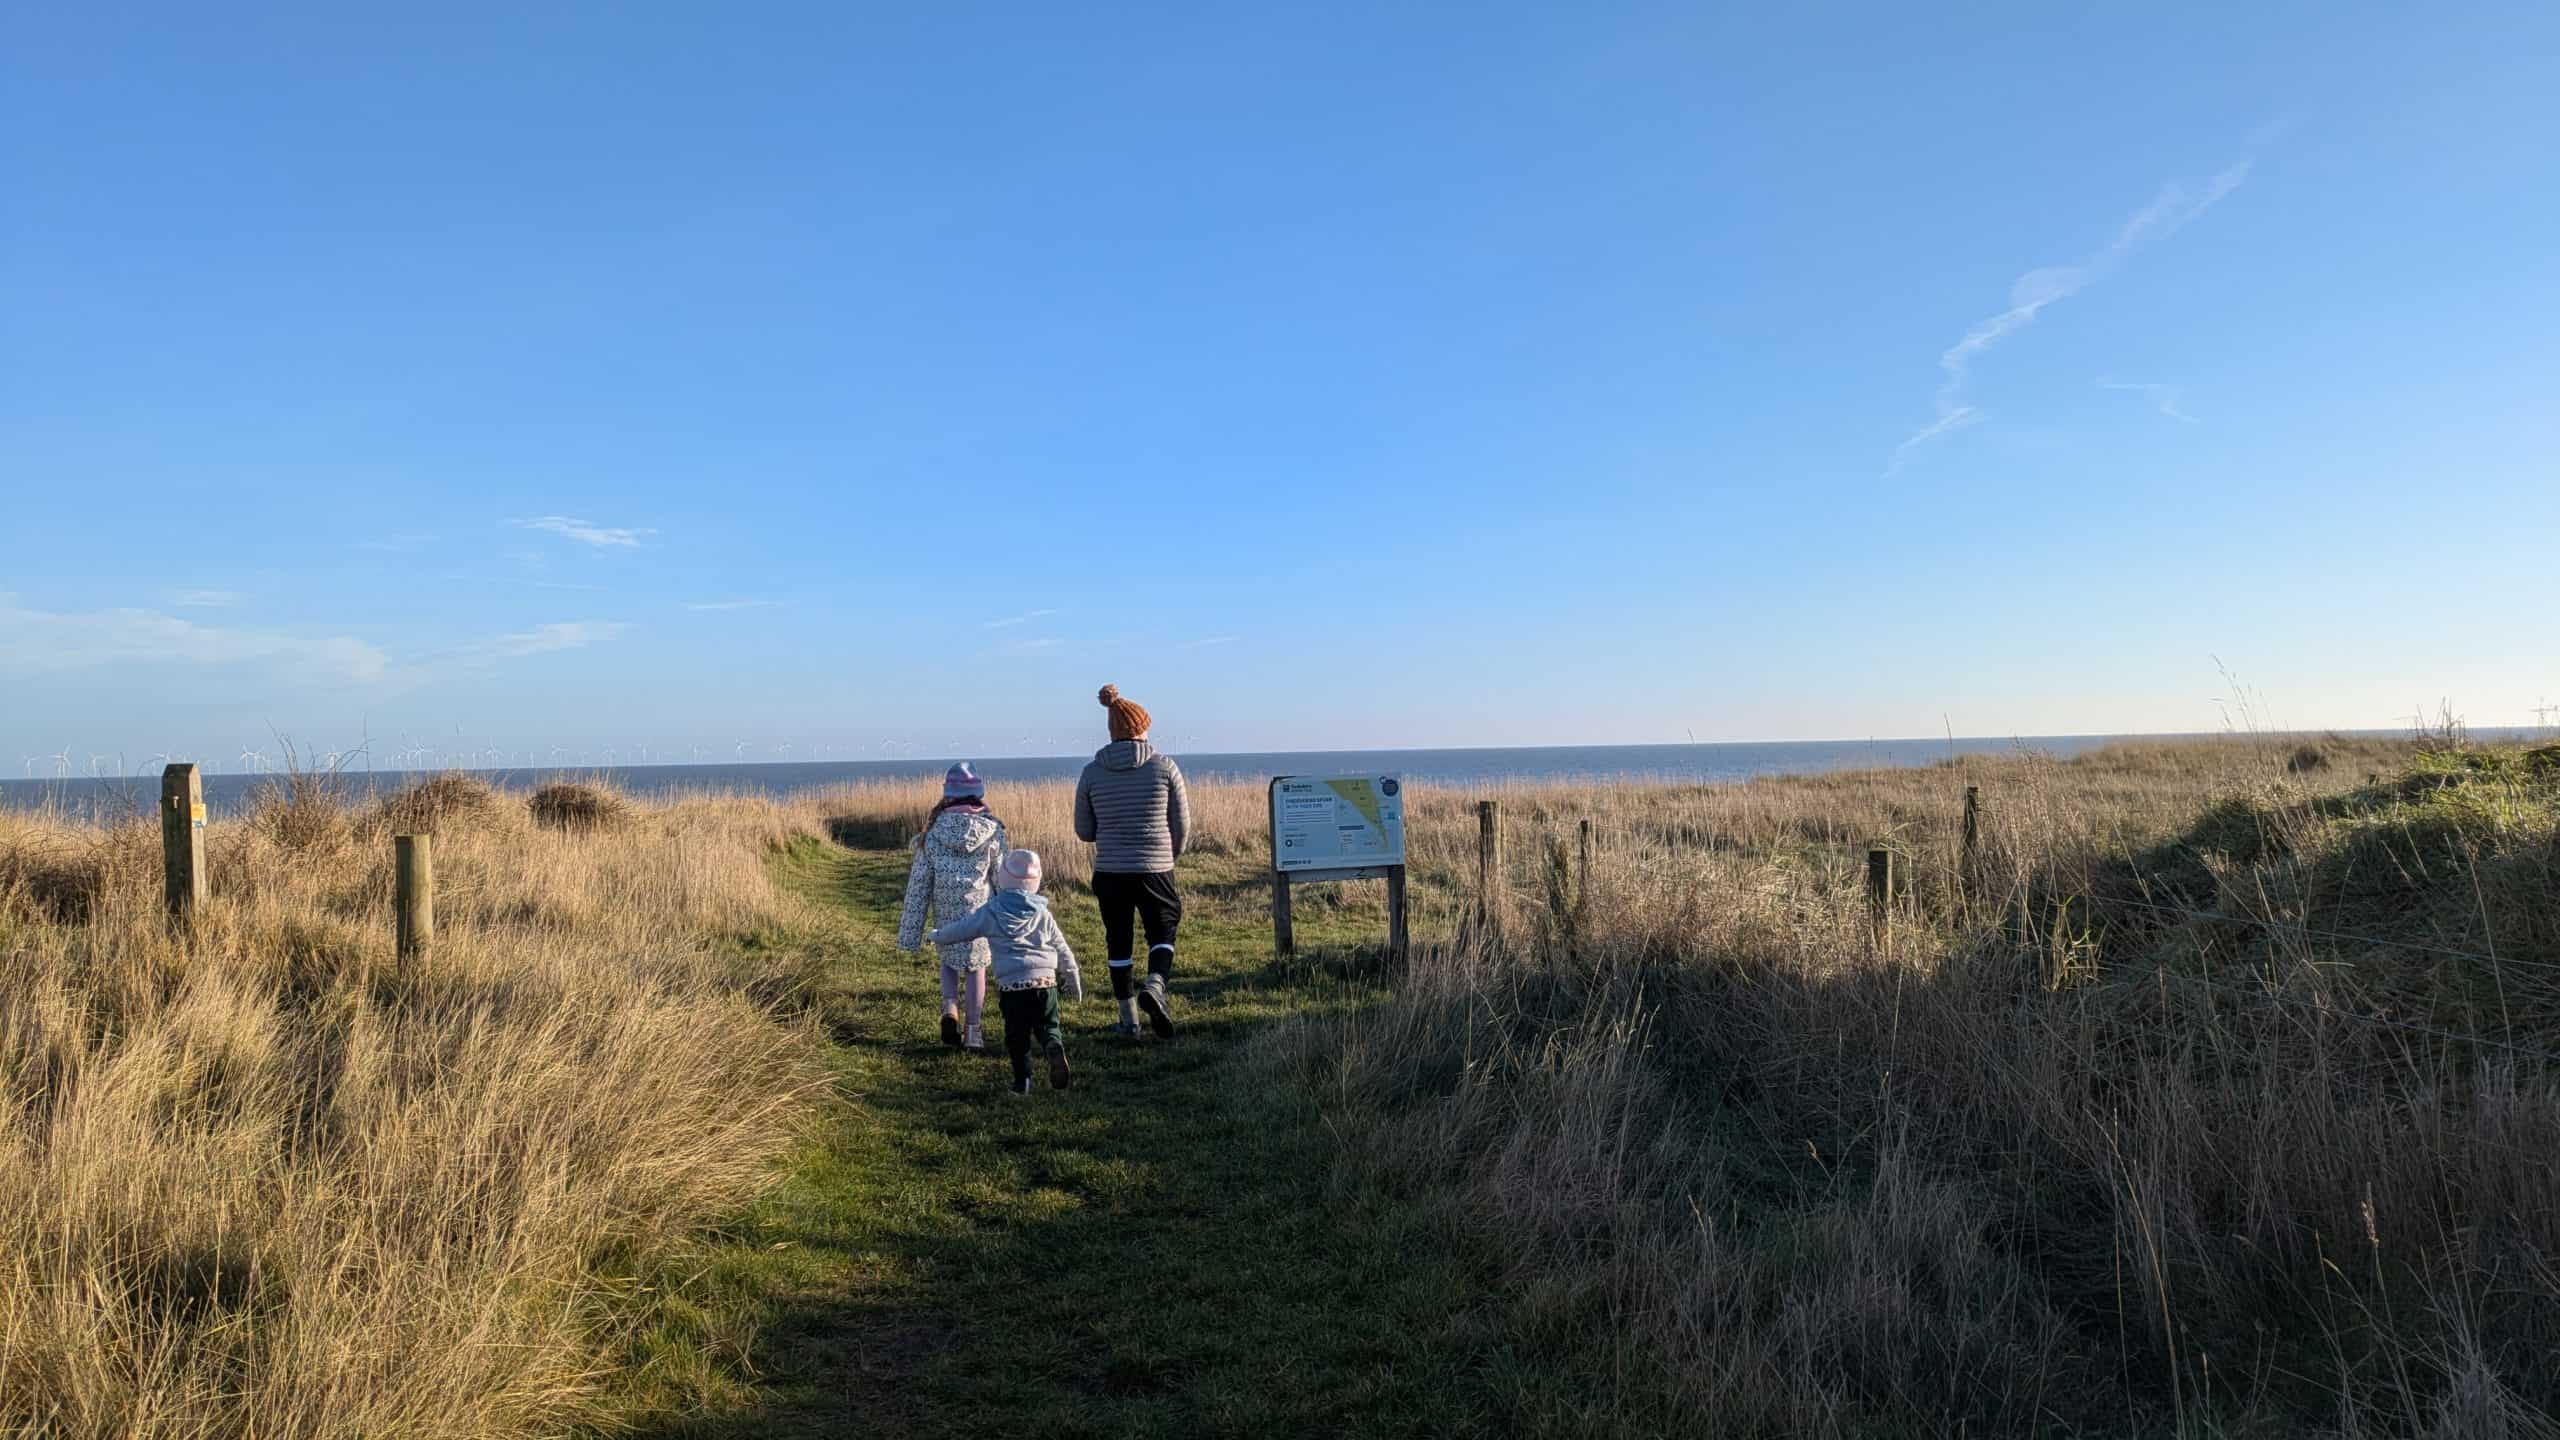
[1107,1020,1143,1041]
[1136,975,1176,1038]
[1008,1075,1034,1097]
[1046,1041,1071,1090]
[940,1012,962,1048]
[963,1022,985,1054]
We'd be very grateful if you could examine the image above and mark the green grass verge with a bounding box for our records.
[596,836,1515,1438]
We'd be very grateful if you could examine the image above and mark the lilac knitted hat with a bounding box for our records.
[994,848,1042,892]
[943,762,985,799]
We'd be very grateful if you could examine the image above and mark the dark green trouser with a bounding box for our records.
[997,986,1063,1082]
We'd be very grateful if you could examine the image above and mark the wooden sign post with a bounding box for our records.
[1270,774,1409,962]
[160,762,207,922]
[395,834,434,959]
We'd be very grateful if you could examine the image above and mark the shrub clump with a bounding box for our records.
[2285,742,2330,774]
[364,773,509,838]
[529,782,631,833]
[248,775,352,854]
[0,824,158,924]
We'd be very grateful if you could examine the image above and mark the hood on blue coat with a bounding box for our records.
[1094,739,1157,772]
[985,890,1050,940]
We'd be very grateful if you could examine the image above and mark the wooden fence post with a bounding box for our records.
[1385,865,1409,962]
[395,834,434,959]
[1958,785,1982,913]
[1866,844,1895,950]
[159,763,206,923]
[1271,869,1295,960]
[1476,800,1504,935]
[1543,834,1572,937]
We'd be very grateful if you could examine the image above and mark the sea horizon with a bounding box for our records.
[4,726,2541,819]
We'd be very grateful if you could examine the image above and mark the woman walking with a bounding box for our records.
[1074,684,1189,1038]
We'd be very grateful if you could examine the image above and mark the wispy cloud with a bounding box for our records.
[465,621,629,660]
[1888,161,2249,474]
[169,589,242,608]
[0,597,386,683]
[515,516,655,549]
[985,609,1058,629]
[685,598,784,612]
[357,531,436,553]
[1177,635,1239,649]
[2096,378,2196,423]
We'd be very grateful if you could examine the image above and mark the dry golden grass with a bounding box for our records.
[0,778,833,1438]
[10,733,2553,1436]
[1307,735,2560,1436]
[823,733,2560,1433]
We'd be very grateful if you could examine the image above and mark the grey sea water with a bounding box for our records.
[0,732,2435,819]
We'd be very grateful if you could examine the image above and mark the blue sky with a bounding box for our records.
[5,2,2555,768]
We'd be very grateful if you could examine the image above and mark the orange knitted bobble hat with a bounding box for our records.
[1098,684,1151,742]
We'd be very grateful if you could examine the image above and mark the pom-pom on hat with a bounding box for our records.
[995,848,1042,892]
[1098,684,1152,742]
[943,762,985,799]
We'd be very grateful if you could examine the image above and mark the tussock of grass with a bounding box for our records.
[361,771,516,839]
[530,780,634,833]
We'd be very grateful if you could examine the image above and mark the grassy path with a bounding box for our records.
[615,836,1509,1438]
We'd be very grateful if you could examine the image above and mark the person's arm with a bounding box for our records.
[927,901,997,948]
[1051,916,1082,1002]
[895,842,933,951]
[1164,758,1189,859]
[1073,768,1098,843]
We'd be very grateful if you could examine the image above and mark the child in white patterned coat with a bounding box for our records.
[896,763,1008,1051]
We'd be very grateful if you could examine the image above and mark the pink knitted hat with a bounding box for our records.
[994,848,1042,893]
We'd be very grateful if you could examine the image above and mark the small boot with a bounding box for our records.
[963,1020,985,1053]
[1046,1040,1071,1091]
[940,1010,962,1048]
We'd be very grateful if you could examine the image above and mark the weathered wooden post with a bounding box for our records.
[1477,799,1504,935]
[1543,834,1573,940]
[1866,844,1895,951]
[395,833,434,959]
[1271,868,1295,960]
[159,762,206,923]
[1385,865,1409,962]
[1958,785,1982,914]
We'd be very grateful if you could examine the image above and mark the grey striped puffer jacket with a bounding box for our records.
[1073,740,1189,873]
